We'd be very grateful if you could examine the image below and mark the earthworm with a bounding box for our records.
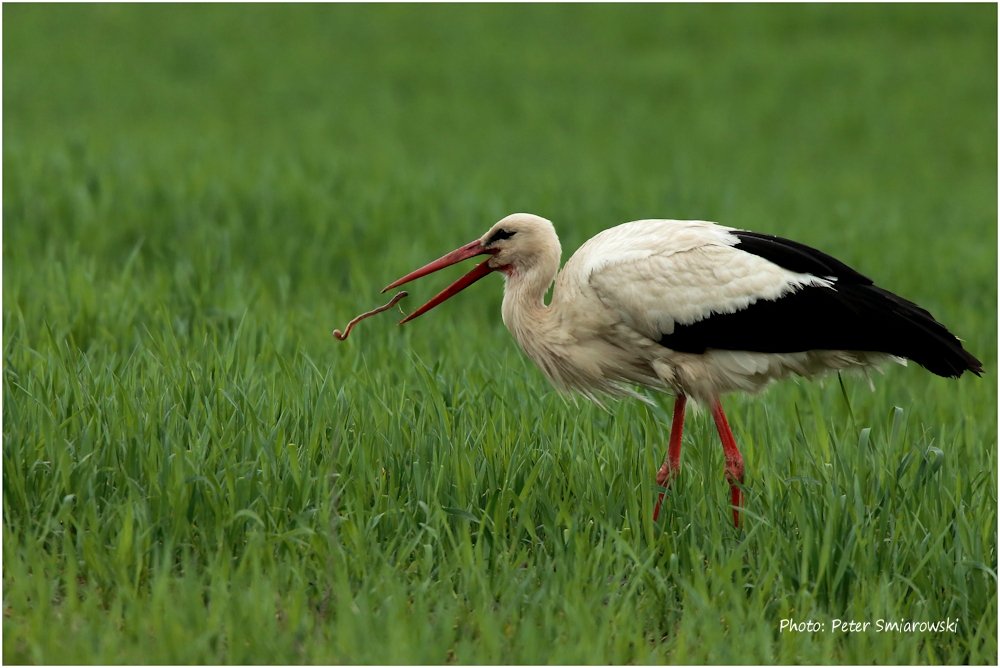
[332,291,409,341]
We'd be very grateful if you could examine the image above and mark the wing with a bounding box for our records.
[576,220,836,341]
[576,220,981,378]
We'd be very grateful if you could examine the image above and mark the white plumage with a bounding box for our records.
[384,213,981,526]
[528,217,865,404]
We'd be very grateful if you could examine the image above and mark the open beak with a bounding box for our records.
[382,240,497,324]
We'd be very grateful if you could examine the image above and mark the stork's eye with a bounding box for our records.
[486,229,516,245]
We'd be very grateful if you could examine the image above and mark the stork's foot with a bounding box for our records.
[653,395,687,522]
[725,463,744,528]
[653,459,678,521]
[711,398,745,528]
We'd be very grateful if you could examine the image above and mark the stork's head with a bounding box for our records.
[383,213,561,324]
[480,213,561,276]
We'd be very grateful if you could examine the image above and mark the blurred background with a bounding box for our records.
[3,5,996,663]
[5,4,996,340]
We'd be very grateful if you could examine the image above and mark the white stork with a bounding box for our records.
[383,213,982,526]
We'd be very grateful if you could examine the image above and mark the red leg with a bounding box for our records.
[653,394,686,522]
[710,398,745,527]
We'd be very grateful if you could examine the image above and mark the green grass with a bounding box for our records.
[3,4,997,663]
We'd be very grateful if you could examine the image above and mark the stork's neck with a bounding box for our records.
[500,245,563,352]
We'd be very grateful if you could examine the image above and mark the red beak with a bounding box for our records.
[382,240,497,324]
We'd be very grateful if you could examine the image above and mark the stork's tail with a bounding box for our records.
[865,286,982,378]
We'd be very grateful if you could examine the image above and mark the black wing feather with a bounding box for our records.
[731,231,873,284]
[657,231,982,378]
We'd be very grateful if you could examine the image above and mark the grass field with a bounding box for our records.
[3,5,997,663]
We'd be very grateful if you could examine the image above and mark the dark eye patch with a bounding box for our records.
[486,229,516,245]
